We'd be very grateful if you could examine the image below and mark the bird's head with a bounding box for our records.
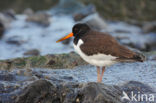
[56,23,90,43]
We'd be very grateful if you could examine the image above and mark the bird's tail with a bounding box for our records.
[133,52,146,62]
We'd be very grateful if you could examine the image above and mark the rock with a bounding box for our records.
[15,80,156,103]
[142,22,156,33]
[2,9,16,20]
[26,12,51,27]
[73,4,96,21]
[15,80,59,103]
[82,13,107,30]
[0,22,5,39]
[0,74,15,81]
[77,83,122,103]
[16,80,122,103]
[0,10,15,29]
[121,81,156,102]
[0,52,87,70]
[23,8,34,16]
[6,36,26,45]
[24,49,40,56]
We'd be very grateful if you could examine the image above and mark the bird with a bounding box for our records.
[56,23,145,83]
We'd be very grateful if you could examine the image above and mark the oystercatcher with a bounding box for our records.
[56,23,145,82]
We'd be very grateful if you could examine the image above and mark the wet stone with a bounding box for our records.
[0,22,5,39]
[6,36,26,45]
[23,49,40,56]
[0,73,15,81]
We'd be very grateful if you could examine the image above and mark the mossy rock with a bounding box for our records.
[0,52,87,70]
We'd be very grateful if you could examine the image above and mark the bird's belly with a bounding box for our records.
[80,54,117,67]
[73,40,117,67]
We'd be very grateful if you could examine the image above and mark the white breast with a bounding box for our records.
[73,39,117,67]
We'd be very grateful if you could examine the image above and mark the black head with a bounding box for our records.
[72,23,90,37]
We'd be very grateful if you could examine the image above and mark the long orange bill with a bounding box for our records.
[56,33,73,43]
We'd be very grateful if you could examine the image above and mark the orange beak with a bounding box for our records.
[56,33,73,43]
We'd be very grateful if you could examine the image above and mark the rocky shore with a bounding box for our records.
[0,0,156,103]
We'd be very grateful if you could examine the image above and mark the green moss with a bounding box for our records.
[28,56,47,67]
[13,58,26,68]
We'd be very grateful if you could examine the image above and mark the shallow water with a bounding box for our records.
[0,13,155,60]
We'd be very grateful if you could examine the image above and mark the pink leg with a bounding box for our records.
[96,66,101,82]
[99,67,105,82]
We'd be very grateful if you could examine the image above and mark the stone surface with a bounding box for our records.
[0,11,15,29]
[26,12,51,27]
[6,36,26,45]
[23,49,40,56]
[0,52,87,70]
[0,22,5,39]
[142,21,156,33]
[15,80,156,103]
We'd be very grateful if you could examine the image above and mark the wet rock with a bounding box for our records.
[6,36,26,45]
[0,10,15,29]
[82,13,107,30]
[15,80,156,103]
[2,9,16,20]
[121,81,156,102]
[73,4,96,21]
[23,8,34,16]
[0,74,15,81]
[26,12,51,27]
[15,80,59,103]
[16,80,122,103]
[0,61,12,70]
[143,22,156,33]
[77,83,122,103]
[0,52,87,70]
[24,49,40,56]
[0,22,5,39]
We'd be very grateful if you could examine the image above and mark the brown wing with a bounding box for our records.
[80,31,138,60]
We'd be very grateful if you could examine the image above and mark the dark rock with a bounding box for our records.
[73,4,96,21]
[121,81,156,102]
[23,49,40,56]
[0,61,12,70]
[0,11,15,29]
[47,59,55,65]
[0,22,5,39]
[26,12,51,27]
[0,74,15,81]
[16,80,122,103]
[143,22,156,33]
[82,13,107,30]
[2,9,16,20]
[6,36,26,45]
[77,83,122,103]
[16,80,156,103]
[15,80,59,103]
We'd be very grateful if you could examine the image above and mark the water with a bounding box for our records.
[0,13,154,60]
